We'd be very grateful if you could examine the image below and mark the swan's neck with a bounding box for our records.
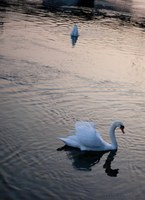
[109,124,118,149]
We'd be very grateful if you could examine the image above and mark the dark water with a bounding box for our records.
[0,0,145,200]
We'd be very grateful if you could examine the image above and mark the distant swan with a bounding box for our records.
[59,121,125,151]
[71,24,79,37]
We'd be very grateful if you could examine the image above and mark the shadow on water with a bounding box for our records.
[0,0,145,27]
[42,0,145,27]
[58,146,119,177]
[43,0,94,9]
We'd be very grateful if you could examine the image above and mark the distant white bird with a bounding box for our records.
[71,24,79,37]
[59,121,125,151]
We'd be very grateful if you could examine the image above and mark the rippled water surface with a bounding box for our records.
[0,0,145,200]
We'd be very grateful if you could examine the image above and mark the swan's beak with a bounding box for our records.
[120,125,125,134]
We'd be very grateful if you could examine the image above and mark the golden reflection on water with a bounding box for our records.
[1,14,145,85]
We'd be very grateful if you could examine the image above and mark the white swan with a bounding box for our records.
[71,24,79,37]
[59,121,125,151]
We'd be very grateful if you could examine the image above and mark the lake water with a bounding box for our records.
[0,0,145,199]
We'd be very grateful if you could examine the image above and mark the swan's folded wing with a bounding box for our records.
[75,121,103,148]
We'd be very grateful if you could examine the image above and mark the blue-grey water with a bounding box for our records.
[0,0,145,199]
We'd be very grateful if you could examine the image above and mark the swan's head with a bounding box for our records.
[112,121,125,134]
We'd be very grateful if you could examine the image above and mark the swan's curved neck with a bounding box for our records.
[109,124,118,149]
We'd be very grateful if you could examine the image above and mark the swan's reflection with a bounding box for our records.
[58,146,119,177]
[71,35,78,46]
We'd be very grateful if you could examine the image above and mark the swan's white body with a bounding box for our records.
[59,121,125,151]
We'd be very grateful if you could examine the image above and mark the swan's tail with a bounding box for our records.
[59,137,67,143]
[59,136,80,148]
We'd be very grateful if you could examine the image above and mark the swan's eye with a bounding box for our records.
[120,125,125,134]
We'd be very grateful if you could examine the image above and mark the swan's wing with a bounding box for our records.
[75,121,103,148]
[75,121,96,129]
